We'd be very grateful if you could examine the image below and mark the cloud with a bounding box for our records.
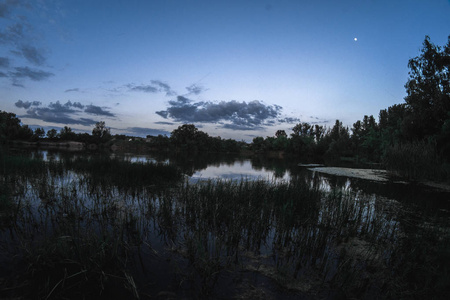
[0,23,25,44]
[15,100,109,126]
[0,3,55,87]
[0,3,11,18]
[151,80,176,96]
[70,101,84,109]
[25,107,97,126]
[154,121,175,125]
[84,104,115,117]
[126,127,171,137]
[0,57,10,68]
[156,96,282,130]
[223,123,264,131]
[278,117,301,124]
[127,80,176,96]
[9,66,54,81]
[64,88,80,93]
[0,0,23,18]
[46,100,85,112]
[186,84,207,95]
[15,99,41,109]
[0,71,7,77]
[19,45,46,66]
[127,84,158,93]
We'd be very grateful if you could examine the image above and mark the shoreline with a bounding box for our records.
[308,166,450,192]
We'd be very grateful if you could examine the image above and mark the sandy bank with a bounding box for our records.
[308,167,389,182]
[308,166,450,192]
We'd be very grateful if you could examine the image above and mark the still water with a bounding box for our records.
[26,148,450,213]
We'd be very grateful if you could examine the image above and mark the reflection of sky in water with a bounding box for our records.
[112,154,165,164]
[192,160,290,182]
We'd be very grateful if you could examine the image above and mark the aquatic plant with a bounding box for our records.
[0,152,449,299]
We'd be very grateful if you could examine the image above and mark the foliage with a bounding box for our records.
[383,140,449,181]
[404,35,450,140]
[92,121,111,142]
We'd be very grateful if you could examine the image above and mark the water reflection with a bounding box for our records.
[17,149,450,214]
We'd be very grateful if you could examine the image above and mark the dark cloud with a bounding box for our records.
[64,88,80,93]
[127,84,158,93]
[9,66,54,81]
[156,96,282,130]
[15,99,41,109]
[154,121,175,125]
[0,57,10,68]
[151,80,176,96]
[24,107,97,126]
[84,104,115,117]
[126,127,171,137]
[186,84,207,95]
[127,80,176,96]
[0,3,11,18]
[0,0,23,18]
[278,117,301,124]
[0,23,25,44]
[0,71,7,77]
[70,101,84,109]
[0,3,54,86]
[19,45,46,66]
[15,100,106,126]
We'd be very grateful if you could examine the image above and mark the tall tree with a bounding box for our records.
[92,121,111,142]
[0,111,22,141]
[404,35,450,139]
[59,126,76,141]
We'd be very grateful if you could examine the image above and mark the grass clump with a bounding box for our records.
[383,140,449,181]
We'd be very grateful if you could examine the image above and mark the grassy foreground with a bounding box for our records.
[0,152,449,299]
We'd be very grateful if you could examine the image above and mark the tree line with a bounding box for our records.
[0,116,113,145]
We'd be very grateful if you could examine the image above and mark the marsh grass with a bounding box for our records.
[0,151,449,299]
[383,140,450,181]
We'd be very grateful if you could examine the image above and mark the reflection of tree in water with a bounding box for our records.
[152,152,245,176]
[250,156,302,179]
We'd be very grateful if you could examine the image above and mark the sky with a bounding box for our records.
[1,0,450,141]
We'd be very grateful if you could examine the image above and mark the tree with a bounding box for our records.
[46,128,58,140]
[33,127,45,139]
[0,111,22,141]
[92,121,111,142]
[292,122,314,138]
[275,130,287,138]
[59,126,76,140]
[325,120,351,158]
[170,124,208,152]
[404,35,450,139]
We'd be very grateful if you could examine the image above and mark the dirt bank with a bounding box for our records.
[308,167,390,182]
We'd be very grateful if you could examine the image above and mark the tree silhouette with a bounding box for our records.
[92,121,111,142]
[404,35,450,140]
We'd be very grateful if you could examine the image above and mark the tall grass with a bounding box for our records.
[383,140,449,181]
[0,151,449,299]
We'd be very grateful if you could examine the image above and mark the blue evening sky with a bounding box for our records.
[1,0,450,140]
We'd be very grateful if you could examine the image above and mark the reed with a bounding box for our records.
[1,151,448,299]
[383,140,449,181]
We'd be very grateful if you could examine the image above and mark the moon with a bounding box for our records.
[354,37,358,41]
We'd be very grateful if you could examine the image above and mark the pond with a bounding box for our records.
[1,148,449,299]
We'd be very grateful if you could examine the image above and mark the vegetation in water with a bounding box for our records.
[0,151,449,299]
